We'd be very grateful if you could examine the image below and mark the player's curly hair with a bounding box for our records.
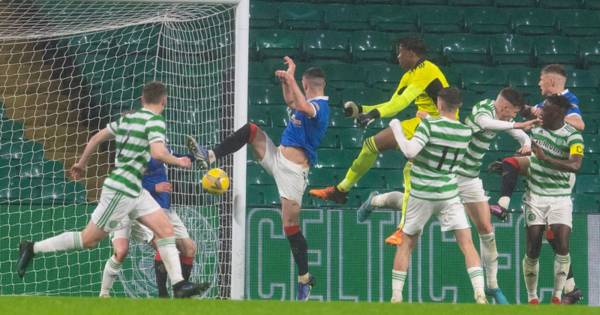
[398,37,427,57]
[545,94,572,114]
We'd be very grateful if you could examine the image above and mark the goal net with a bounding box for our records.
[0,0,247,298]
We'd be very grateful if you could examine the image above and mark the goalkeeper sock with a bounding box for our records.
[181,255,194,282]
[213,123,257,160]
[100,255,122,297]
[156,237,184,285]
[391,270,407,302]
[154,253,169,298]
[554,254,571,299]
[523,256,539,301]
[338,137,379,192]
[371,191,404,209]
[479,233,499,289]
[34,231,84,253]
[467,266,485,297]
[285,226,309,278]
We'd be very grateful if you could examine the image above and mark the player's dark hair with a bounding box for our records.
[142,81,167,104]
[541,64,567,78]
[500,87,526,109]
[545,94,572,115]
[302,67,326,87]
[438,87,462,110]
[398,37,427,57]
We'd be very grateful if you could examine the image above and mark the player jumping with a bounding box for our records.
[386,87,488,304]
[99,152,204,298]
[188,56,329,301]
[357,87,540,304]
[16,81,205,298]
[309,37,449,246]
[491,95,583,304]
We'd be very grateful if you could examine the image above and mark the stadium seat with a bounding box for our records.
[247,164,275,185]
[448,0,493,6]
[367,64,404,91]
[507,66,540,98]
[279,3,323,30]
[464,7,510,35]
[325,4,369,31]
[253,30,302,59]
[576,175,600,193]
[419,6,465,33]
[580,37,600,66]
[248,86,284,107]
[422,34,445,64]
[406,0,448,4]
[315,149,351,169]
[250,1,279,29]
[567,70,599,96]
[340,87,390,108]
[579,158,598,175]
[442,65,462,88]
[540,0,583,9]
[249,62,276,87]
[495,0,538,8]
[247,184,280,206]
[585,0,600,9]
[459,65,508,94]
[368,5,418,32]
[339,128,365,149]
[578,94,600,113]
[320,63,368,90]
[584,135,600,154]
[573,194,600,213]
[303,31,350,61]
[308,167,345,186]
[557,10,600,37]
[441,34,489,64]
[511,9,558,36]
[490,34,533,65]
[351,31,396,62]
[534,36,579,65]
[492,133,521,152]
[374,151,406,168]
[320,128,340,148]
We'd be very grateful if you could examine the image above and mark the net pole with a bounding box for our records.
[230,0,248,301]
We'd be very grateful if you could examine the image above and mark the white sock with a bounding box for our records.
[371,192,404,209]
[100,256,122,296]
[467,266,485,297]
[523,256,539,301]
[554,254,571,299]
[391,270,407,302]
[33,231,83,253]
[208,150,216,164]
[480,233,499,289]
[156,237,184,285]
[498,196,510,209]
[564,277,576,294]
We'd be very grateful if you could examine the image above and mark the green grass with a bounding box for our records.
[0,296,597,315]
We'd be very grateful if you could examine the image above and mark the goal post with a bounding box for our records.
[0,0,248,299]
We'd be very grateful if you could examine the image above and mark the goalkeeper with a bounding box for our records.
[310,37,449,245]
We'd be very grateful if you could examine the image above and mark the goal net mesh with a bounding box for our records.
[0,0,237,298]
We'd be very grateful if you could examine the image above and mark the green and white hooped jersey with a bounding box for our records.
[456,99,505,178]
[410,117,472,201]
[528,125,584,197]
[103,108,167,197]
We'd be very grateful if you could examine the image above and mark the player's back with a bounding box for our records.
[396,60,449,117]
[528,124,583,197]
[104,108,167,197]
[410,117,472,200]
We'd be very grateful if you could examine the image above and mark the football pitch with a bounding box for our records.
[0,297,596,315]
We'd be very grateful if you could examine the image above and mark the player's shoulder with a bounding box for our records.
[563,124,582,137]
[563,89,579,105]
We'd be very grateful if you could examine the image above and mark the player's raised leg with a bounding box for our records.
[488,156,529,219]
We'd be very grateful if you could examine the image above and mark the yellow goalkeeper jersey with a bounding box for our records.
[363,59,449,118]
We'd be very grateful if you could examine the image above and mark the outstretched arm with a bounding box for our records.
[70,128,114,180]
[361,84,423,119]
[151,142,191,168]
[275,56,316,118]
[389,119,426,159]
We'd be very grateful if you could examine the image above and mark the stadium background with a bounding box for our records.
[0,0,598,306]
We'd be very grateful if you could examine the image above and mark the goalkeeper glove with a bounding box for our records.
[357,109,380,128]
[343,101,361,118]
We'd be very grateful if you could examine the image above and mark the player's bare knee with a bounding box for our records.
[180,238,196,257]
[478,222,493,235]
[114,246,129,262]
[81,236,100,249]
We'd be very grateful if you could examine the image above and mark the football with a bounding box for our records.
[201,168,230,194]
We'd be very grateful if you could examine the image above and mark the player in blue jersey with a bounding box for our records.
[99,150,204,298]
[489,64,584,304]
[188,56,329,301]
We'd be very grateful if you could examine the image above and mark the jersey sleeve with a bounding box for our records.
[566,105,582,117]
[307,100,320,119]
[106,116,122,136]
[412,119,430,146]
[568,131,584,156]
[146,115,167,144]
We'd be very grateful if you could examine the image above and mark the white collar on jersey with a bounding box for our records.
[306,96,329,102]
[560,89,570,96]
